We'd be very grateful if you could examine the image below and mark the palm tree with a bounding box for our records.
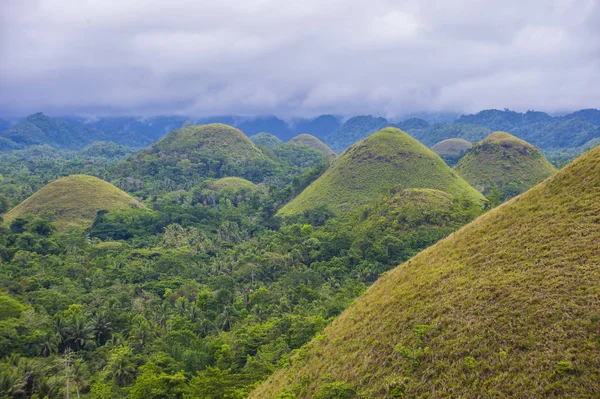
[40,330,59,357]
[89,311,112,345]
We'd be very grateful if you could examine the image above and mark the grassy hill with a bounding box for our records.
[116,123,275,188]
[278,127,484,217]
[455,131,556,199]
[252,140,600,399]
[290,134,336,157]
[324,116,389,153]
[249,133,283,148]
[431,138,473,166]
[4,175,142,229]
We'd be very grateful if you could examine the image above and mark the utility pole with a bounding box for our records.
[59,348,73,399]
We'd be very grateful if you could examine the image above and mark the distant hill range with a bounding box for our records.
[1,109,600,160]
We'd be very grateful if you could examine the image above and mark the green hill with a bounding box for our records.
[290,134,336,157]
[116,123,275,187]
[455,131,556,199]
[278,127,485,217]
[249,132,283,148]
[431,138,473,166]
[194,177,263,206]
[252,140,600,399]
[4,175,142,229]
[1,113,105,149]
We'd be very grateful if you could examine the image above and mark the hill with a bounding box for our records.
[324,115,389,153]
[249,133,283,148]
[4,175,142,229]
[1,113,105,149]
[278,127,485,217]
[252,138,600,399]
[115,123,275,189]
[289,134,336,157]
[455,131,556,199]
[431,138,473,166]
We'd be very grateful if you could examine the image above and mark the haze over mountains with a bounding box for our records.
[2,109,600,163]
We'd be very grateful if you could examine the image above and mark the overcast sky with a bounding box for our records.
[1,0,599,118]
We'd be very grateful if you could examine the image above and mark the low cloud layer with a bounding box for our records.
[1,0,599,117]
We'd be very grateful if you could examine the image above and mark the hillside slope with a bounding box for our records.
[4,175,142,229]
[290,134,336,157]
[278,127,484,216]
[116,123,275,186]
[455,131,556,198]
[252,144,600,399]
[431,138,473,166]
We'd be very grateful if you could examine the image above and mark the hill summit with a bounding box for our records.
[455,131,556,199]
[278,127,484,216]
[4,175,142,229]
[431,138,473,165]
[290,134,336,157]
[116,123,275,184]
[253,141,600,398]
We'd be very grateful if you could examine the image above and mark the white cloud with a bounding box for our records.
[0,0,599,117]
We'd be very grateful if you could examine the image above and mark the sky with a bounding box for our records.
[1,0,599,118]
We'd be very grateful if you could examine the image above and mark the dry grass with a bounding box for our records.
[290,134,336,157]
[278,128,484,217]
[4,175,142,229]
[455,131,556,196]
[252,145,600,398]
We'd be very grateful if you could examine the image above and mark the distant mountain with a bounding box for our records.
[278,127,484,217]
[0,118,11,133]
[324,115,389,153]
[1,113,105,150]
[236,116,296,141]
[252,139,600,399]
[90,115,189,146]
[292,114,341,139]
[406,122,491,147]
[562,108,600,125]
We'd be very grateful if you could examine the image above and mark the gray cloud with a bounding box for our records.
[1,0,599,117]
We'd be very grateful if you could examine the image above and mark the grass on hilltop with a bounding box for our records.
[431,138,473,166]
[252,141,600,399]
[455,131,556,199]
[278,127,485,217]
[290,134,336,157]
[250,132,283,149]
[4,175,142,229]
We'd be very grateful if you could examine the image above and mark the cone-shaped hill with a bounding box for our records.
[195,177,264,206]
[117,123,275,183]
[278,127,484,217]
[4,175,142,229]
[252,141,600,398]
[290,134,336,157]
[431,138,473,166]
[455,131,556,199]
[249,132,282,148]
